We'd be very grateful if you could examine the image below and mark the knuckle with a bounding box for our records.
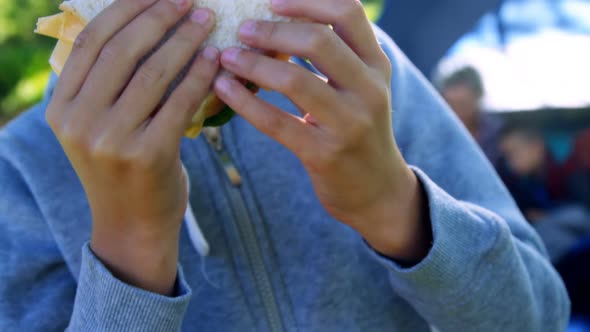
[307,26,332,56]
[174,28,199,47]
[241,92,260,115]
[262,113,285,137]
[97,41,125,66]
[194,54,217,79]
[147,1,179,26]
[143,7,164,24]
[342,0,366,20]
[72,29,95,53]
[130,146,159,170]
[279,67,305,94]
[60,120,88,149]
[89,136,119,161]
[178,75,210,108]
[124,0,154,12]
[168,89,196,114]
[136,61,167,89]
[265,21,280,42]
[238,51,257,76]
[45,104,63,131]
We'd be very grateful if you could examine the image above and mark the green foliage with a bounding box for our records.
[0,0,383,125]
[362,0,384,22]
[0,40,53,107]
[0,0,60,43]
[0,0,61,123]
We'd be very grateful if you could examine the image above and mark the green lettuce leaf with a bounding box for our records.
[203,82,257,128]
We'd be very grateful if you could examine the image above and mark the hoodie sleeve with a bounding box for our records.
[0,155,191,332]
[68,244,192,331]
[369,27,571,331]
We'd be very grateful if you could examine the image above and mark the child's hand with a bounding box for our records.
[215,0,431,261]
[46,0,218,295]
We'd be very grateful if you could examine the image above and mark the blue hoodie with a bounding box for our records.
[0,28,570,331]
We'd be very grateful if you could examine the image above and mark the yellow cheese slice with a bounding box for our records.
[49,39,74,76]
[185,93,226,138]
[35,8,87,77]
[35,13,66,40]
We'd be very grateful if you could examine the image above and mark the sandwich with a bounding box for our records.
[35,0,291,137]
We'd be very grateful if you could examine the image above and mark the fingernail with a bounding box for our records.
[191,9,211,25]
[222,48,241,64]
[216,78,232,94]
[202,47,219,61]
[239,20,257,37]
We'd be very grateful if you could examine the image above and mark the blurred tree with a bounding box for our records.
[362,0,384,21]
[0,0,61,125]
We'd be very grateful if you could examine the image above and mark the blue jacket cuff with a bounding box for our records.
[68,242,192,331]
[365,166,505,302]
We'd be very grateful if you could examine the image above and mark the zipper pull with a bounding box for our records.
[203,127,242,187]
[203,127,223,151]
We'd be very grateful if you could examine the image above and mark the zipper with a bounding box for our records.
[203,128,285,332]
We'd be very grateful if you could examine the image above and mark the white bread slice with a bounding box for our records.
[61,0,290,50]
[36,0,291,137]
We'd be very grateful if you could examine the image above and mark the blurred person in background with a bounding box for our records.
[498,127,590,257]
[435,66,501,163]
[436,67,483,138]
[498,126,590,325]
[498,128,556,222]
